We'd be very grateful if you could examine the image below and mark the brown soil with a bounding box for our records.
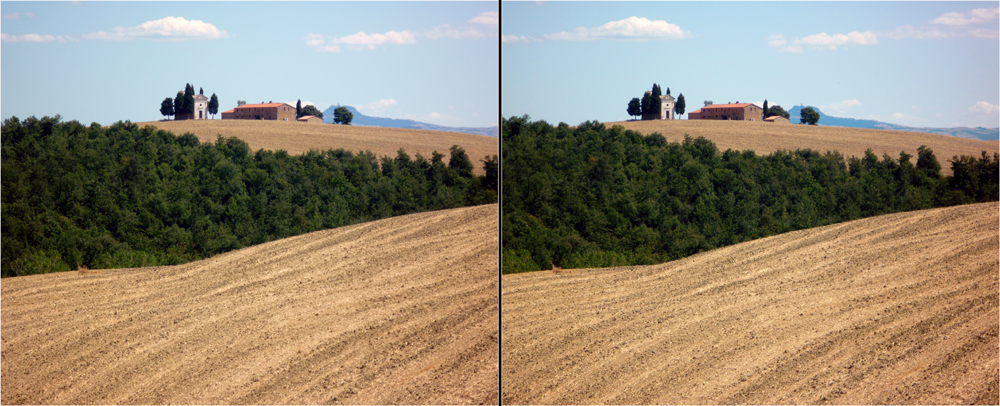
[502,202,999,404]
[1,204,499,405]
[137,120,499,175]
[613,120,998,176]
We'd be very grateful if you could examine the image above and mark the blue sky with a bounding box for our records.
[502,2,1000,128]
[1,2,498,127]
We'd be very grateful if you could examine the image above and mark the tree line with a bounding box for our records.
[501,115,997,273]
[1,115,498,277]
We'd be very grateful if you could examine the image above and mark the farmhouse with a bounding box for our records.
[176,94,209,120]
[764,115,790,124]
[689,102,763,121]
[223,102,296,121]
[297,115,322,124]
[641,92,676,120]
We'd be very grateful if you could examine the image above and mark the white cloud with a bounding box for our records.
[502,34,540,43]
[305,30,415,52]
[468,11,498,25]
[543,16,691,41]
[1,33,74,43]
[931,7,999,26]
[820,99,862,116]
[82,16,228,41]
[2,12,36,19]
[968,101,1000,116]
[358,99,399,115]
[421,24,489,40]
[767,31,876,51]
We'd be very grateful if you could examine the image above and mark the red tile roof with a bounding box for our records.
[702,103,757,109]
[221,109,235,114]
[689,109,702,114]
[235,102,291,109]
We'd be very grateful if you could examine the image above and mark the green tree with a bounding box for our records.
[627,98,641,120]
[767,105,790,119]
[800,107,820,125]
[916,145,941,178]
[762,100,769,118]
[641,92,653,118]
[160,97,175,120]
[675,93,686,117]
[704,100,713,107]
[183,84,195,118]
[199,87,204,95]
[301,105,323,119]
[448,145,474,178]
[333,106,353,125]
[174,91,184,120]
[208,94,219,119]
[237,100,247,107]
[650,83,662,117]
[296,99,302,118]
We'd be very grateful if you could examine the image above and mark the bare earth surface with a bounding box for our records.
[502,202,999,404]
[137,120,499,175]
[614,120,998,175]
[2,204,499,405]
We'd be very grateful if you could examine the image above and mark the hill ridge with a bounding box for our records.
[2,204,500,404]
[502,202,999,404]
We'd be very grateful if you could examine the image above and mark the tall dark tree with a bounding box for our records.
[800,107,820,125]
[208,93,219,119]
[675,93,686,117]
[296,99,302,118]
[627,98,641,120]
[160,97,175,120]
[666,87,671,95]
[174,91,184,120]
[183,84,195,118]
[762,100,769,118]
[199,87,204,95]
[640,92,654,118]
[650,84,662,118]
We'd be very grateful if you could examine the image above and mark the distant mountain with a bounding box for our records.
[787,105,999,141]
[321,105,498,137]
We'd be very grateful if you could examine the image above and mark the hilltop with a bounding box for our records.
[785,105,999,141]
[614,119,997,176]
[1,204,499,404]
[503,202,998,404]
[139,119,498,175]
[322,105,499,137]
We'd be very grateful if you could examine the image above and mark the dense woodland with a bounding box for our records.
[1,115,498,277]
[502,116,998,274]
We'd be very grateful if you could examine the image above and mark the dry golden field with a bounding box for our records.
[2,204,499,404]
[503,202,999,404]
[138,120,498,175]
[613,119,998,175]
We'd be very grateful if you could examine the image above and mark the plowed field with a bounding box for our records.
[2,204,499,404]
[138,120,499,175]
[502,202,998,404]
[614,119,998,176]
